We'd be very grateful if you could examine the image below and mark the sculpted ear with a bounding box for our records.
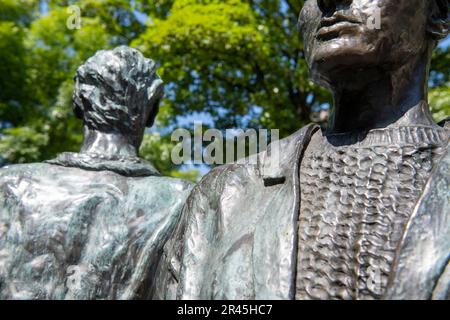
[427,0,449,40]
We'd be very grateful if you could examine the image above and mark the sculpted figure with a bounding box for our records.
[155,0,450,300]
[0,46,193,300]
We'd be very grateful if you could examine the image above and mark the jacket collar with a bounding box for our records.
[46,152,160,177]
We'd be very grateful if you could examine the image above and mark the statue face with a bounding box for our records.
[299,0,430,86]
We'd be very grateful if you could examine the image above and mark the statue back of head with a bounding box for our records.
[72,46,164,148]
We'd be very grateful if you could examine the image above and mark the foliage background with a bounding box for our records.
[0,0,449,180]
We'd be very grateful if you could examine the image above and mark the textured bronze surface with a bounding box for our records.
[296,126,448,300]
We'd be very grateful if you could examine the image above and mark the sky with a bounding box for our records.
[440,36,450,49]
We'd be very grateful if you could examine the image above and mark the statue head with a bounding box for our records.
[299,0,449,89]
[73,46,164,148]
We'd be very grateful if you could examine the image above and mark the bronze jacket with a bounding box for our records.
[155,122,449,300]
[0,158,193,300]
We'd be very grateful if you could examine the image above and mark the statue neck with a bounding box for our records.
[80,126,139,159]
[327,50,436,134]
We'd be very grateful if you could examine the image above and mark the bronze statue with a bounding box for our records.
[155,0,450,300]
[0,46,193,300]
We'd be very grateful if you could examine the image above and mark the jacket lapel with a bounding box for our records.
[252,124,318,299]
[386,143,450,300]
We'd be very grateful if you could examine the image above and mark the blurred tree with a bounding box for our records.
[430,46,450,122]
[0,0,448,179]
[133,0,331,135]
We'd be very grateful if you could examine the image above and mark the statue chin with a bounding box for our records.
[307,36,384,87]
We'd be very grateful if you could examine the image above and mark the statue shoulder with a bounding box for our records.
[167,124,318,299]
[183,122,319,212]
[154,176,195,195]
[0,163,55,184]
